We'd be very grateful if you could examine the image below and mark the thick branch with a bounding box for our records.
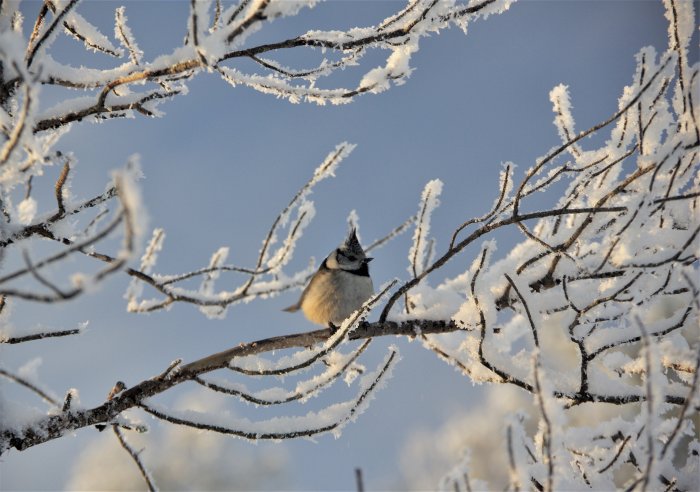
[0,319,449,453]
[2,313,690,455]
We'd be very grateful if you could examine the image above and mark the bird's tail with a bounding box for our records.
[282,303,300,313]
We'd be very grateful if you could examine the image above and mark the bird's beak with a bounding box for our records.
[364,257,373,263]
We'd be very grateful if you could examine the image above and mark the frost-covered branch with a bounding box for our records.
[418,2,699,488]
[0,162,141,303]
[0,0,514,142]
[139,348,398,441]
[0,316,412,453]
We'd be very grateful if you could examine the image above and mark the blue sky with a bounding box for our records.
[1,1,674,489]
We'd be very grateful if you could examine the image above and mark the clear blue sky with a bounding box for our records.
[2,1,672,489]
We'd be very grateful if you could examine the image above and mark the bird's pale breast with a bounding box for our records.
[301,269,373,325]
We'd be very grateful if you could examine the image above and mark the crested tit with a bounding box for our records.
[284,228,373,327]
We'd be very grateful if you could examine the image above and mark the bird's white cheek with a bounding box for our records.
[325,254,339,269]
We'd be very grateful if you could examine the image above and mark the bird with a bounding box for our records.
[283,228,374,327]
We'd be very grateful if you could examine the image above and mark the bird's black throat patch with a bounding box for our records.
[346,262,370,277]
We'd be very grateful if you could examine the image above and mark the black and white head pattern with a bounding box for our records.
[326,228,372,273]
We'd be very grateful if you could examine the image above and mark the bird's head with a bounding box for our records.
[326,228,373,271]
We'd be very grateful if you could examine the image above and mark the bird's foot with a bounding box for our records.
[327,322,339,335]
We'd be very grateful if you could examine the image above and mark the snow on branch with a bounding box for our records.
[114,6,142,65]
[139,347,399,442]
[194,340,370,406]
[386,2,698,488]
[0,0,514,143]
[0,314,463,455]
[409,179,442,280]
[0,158,142,303]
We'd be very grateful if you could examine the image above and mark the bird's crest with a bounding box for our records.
[343,228,365,256]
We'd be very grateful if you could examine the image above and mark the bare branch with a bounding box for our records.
[0,367,58,406]
[355,467,364,492]
[504,273,539,347]
[112,426,157,492]
[450,162,512,249]
[1,327,82,344]
[533,357,553,492]
[507,424,521,492]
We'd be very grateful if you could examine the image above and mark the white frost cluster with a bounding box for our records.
[16,197,37,225]
[408,179,443,278]
[398,1,700,489]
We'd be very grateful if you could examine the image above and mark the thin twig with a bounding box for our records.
[355,467,364,492]
[1,327,82,344]
[533,357,553,492]
[659,344,700,459]
[112,426,157,492]
[637,317,655,492]
[507,424,521,492]
[0,368,58,406]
